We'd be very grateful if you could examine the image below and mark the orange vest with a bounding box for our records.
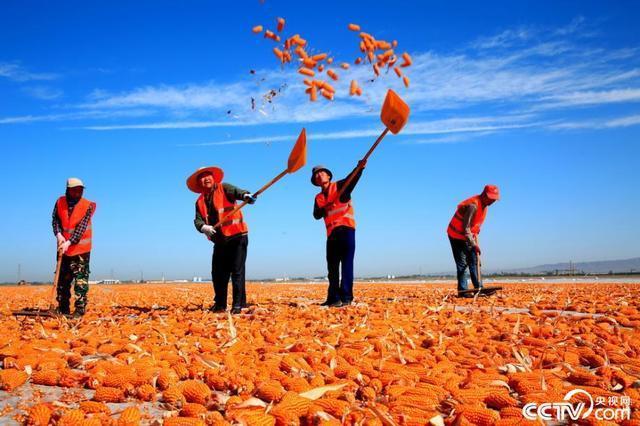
[56,196,95,256]
[196,184,248,239]
[316,182,356,236]
[447,195,486,241]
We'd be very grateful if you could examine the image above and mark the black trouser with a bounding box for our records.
[326,226,356,303]
[449,237,482,292]
[212,234,248,308]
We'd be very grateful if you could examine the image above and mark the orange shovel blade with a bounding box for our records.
[287,128,307,173]
[381,89,410,134]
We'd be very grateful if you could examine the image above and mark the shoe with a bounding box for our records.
[230,307,242,315]
[72,309,85,318]
[457,293,475,298]
[320,300,331,306]
[328,301,343,308]
[56,307,70,315]
[341,300,353,306]
[209,305,226,313]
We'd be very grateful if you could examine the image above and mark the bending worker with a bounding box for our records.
[312,160,366,307]
[447,184,500,297]
[188,166,256,315]
[51,178,97,317]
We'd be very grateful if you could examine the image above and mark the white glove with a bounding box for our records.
[60,240,71,254]
[201,225,216,238]
[243,193,257,204]
[56,233,66,246]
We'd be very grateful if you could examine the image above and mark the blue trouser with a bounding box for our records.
[326,226,355,303]
[449,237,482,292]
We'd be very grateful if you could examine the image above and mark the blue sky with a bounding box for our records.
[1,1,639,282]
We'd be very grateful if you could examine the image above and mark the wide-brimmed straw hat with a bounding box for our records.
[186,166,224,193]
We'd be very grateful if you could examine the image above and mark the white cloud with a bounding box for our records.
[0,109,152,124]
[0,62,58,82]
[549,114,640,130]
[180,115,541,146]
[540,88,640,108]
[4,17,640,137]
[22,86,64,100]
[471,27,532,49]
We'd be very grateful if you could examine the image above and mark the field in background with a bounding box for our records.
[1,282,639,425]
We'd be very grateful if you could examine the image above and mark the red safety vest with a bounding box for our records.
[196,183,248,238]
[316,182,356,236]
[56,197,96,256]
[447,195,486,241]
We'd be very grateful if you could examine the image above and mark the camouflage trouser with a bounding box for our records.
[57,252,91,314]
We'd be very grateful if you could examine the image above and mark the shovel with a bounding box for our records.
[13,248,65,318]
[211,128,307,230]
[333,89,410,201]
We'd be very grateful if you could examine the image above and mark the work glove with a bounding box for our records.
[243,193,257,204]
[60,240,71,254]
[56,233,66,246]
[201,225,216,238]
[473,245,482,256]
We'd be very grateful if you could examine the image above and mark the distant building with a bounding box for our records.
[192,276,203,282]
[99,279,120,284]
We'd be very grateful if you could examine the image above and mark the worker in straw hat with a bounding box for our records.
[447,184,500,297]
[51,178,97,317]
[188,166,257,315]
[311,160,366,307]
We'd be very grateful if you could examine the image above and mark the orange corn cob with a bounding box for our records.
[117,406,141,426]
[0,368,28,391]
[321,89,334,101]
[401,52,412,67]
[299,68,315,77]
[93,386,125,403]
[79,401,110,414]
[32,370,60,386]
[25,404,52,426]
[182,380,211,405]
[57,409,85,426]
[180,403,207,418]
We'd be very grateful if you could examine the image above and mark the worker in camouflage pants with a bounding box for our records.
[52,178,97,317]
[57,254,90,314]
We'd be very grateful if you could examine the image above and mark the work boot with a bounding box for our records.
[457,293,475,298]
[72,308,85,318]
[56,305,70,315]
[230,306,242,315]
[328,301,343,308]
[209,305,226,313]
[320,300,331,306]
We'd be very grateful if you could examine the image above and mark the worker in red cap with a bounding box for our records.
[447,185,500,297]
[187,166,256,315]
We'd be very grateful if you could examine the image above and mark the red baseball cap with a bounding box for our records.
[482,184,500,200]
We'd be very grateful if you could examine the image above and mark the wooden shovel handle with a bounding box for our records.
[211,169,288,230]
[332,127,390,203]
[49,249,63,309]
